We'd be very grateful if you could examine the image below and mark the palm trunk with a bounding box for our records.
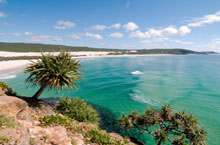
[32,84,47,99]
[157,139,162,145]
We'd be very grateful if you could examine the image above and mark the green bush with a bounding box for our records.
[0,136,9,143]
[85,129,123,145]
[0,81,17,96]
[57,97,100,124]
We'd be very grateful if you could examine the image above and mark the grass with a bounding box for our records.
[85,129,123,145]
[0,115,16,130]
[0,136,9,143]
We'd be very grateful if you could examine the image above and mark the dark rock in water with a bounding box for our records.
[125,136,145,145]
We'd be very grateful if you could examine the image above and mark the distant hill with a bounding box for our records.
[0,42,217,55]
[128,49,217,55]
[0,42,121,52]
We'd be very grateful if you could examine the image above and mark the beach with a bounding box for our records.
[0,51,171,72]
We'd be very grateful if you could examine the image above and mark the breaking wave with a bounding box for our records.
[130,90,159,106]
[131,71,143,75]
[0,75,17,80]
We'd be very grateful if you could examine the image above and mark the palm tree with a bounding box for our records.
[24,51,81,99]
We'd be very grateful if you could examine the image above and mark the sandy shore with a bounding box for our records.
[0,51,172,72]
[0,51,111,57]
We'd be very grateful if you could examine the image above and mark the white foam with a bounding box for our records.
[130,90,159,106]
[0,75,17,80]
[131,71,143,75]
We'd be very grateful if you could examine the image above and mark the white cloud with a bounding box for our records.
[188,11,220,27]
[130,30,148,38]
[178,26,191,36]
[209,38,220,49]
[0,33,21,37]
[140,38,169,43]
[90,23,121,30]
[85,33,103,40]
[110,23,121,29]
[91,25,107,30]
[54,20,75,30]
[109,33,124,38]
[130,26,191,39]
[0,12,7,18]
[24,32,34,36]
[69,33,82,39]
[140,37,192,45]
[0,0,7,3]
[123,22,139,31]
[23,32,62,42]
[30,35,62,42]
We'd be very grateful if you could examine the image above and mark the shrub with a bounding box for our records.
[119,105,207,145]
[40,114,75,127]
[0,81,17,96]
[0,136,9,143]
[85,129,122,145]
[57,97,100,124]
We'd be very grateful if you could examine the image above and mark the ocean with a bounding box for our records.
[1,55,220,144]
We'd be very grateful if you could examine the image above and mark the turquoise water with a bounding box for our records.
[1,55,220,144]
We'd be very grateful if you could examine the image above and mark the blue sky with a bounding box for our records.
[1,0,220,52]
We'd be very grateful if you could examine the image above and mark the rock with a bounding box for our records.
[17,107,32,121]
[29,126,72,145]
[0,127,29,145]
[71,133,85,145]
[0,96,28,118]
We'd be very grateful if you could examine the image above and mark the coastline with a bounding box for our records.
[0,53,172,73]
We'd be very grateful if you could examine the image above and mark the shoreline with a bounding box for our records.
[0,54,173,73]
[1,52,218,73]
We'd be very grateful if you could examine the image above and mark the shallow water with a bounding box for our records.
[1,55,220,144]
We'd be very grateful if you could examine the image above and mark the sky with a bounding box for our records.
[1,0,220,52]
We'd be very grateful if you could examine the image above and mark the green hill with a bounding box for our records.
[0,42,121,52]
[0,42,217,55]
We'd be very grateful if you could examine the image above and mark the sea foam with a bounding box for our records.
[130,90,159,106]
[0,75,17,80]
[131,71,143,75]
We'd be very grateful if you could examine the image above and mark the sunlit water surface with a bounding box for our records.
[1,55,220,145]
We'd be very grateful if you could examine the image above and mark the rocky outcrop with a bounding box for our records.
[0,95,28,118]
[0,127,30,145]
[29,126,72,145]
[0,95,139,145]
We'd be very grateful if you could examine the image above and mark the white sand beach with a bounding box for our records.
[0,51,111,57]
[0,51,172,72]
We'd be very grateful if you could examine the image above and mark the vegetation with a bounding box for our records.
[85,129,122,145]
[39,114,77,127]
[0,81,16,96]
[0,42,216,56]
[40,114,124,145]
[0,115,16,130]
[57,97,100,124]
[0,136,9,143]
[0,42,119,52]
[24,51,81,99]
[118,105,207,145]
[0,56,41,61]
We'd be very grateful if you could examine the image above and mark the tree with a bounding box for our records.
[118,105,207,145]
[24,51,81,99]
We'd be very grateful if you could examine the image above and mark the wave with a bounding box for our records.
[130,90,159,106]
[131,71,143,75]
[0,75,17,80]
